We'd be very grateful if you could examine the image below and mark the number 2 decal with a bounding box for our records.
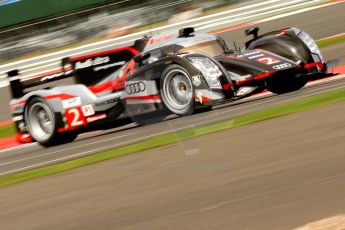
[257,57,280,65]
[66,108,85,127]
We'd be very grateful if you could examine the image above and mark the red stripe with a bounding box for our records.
[0,120,13,127]
[330,65,345,74]
[223,83,233,90]
[195,96,212,102]
[210,22,255,34]
[11,93,75,109]
[89,79,125,94]
[304,62,323,69]
[126,95,161,101]
[254,71,276,80]
[236,78,254,85]
[0,136,20,150]
[16,133,33,144]
[11,99,27,107]
[44,93,75,100]
[70,46,140,62]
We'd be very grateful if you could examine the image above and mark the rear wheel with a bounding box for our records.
[25,97,78,147]
[267,75,308,94]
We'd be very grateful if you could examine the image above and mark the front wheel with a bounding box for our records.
[267,75,308,94]
[160,64,195,116]
[25,97,78,147]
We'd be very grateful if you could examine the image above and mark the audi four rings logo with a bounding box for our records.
[273,63,292,70]
[126,82,146,94]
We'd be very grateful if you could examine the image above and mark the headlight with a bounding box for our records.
[297,30,324,63]
[188,57,222,89]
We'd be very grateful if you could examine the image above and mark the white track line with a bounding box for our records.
[211,0,345,34]
[0,143,38,154]
[0,126,196,176]
[0,132,137,166]
[197,0,320,30]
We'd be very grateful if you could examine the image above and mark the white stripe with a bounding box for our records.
[0,132,137,166]
[196,0,318,30]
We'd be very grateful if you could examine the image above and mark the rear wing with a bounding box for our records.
[7,44,144,99]
[7,68,72,99]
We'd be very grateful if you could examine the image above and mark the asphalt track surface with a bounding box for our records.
[1,1,345,174]
[2,102,345,230]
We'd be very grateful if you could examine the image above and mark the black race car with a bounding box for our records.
[124,27,330,124]
[7,26,332,146]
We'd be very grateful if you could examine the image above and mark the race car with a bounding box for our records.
[7,26,331,146]
[124,27,331,124]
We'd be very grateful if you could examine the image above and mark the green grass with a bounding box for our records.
[0,124,16,139]
[2,87,345,187]
[317,34,345,48]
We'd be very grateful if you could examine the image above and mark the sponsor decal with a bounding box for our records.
[62,97,81,109]
[236,86,255,96]
[257,56,280,65]
[196,91,203,103]
[75,56,111,70]
[93,61,125,71]
[95,98,118,107]
[126,81,146,95]
[40,70,73,82]
[65,107,86,128]
[192,75,202,87]
[86,114,107,123]
[147,35,173,45]
[247,54,265,59]
[273,63,292,70]
[81,104,95,117]
[242,51,261,56]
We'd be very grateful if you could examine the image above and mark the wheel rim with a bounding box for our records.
[163,69,193,111]
[27,102,54,142]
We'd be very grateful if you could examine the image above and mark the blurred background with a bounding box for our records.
[0,0,253,62]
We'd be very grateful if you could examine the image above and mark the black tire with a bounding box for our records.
[160,64,195,116]
[267,75,308,94]
[25,97,78,147]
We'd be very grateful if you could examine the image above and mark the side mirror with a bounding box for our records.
[134,53,150,63]
[245,27,259,39]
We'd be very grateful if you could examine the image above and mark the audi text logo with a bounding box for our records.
[126,82,146,94]
[273,63,292,70]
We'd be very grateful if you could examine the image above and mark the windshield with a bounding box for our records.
[180,40,226,57]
